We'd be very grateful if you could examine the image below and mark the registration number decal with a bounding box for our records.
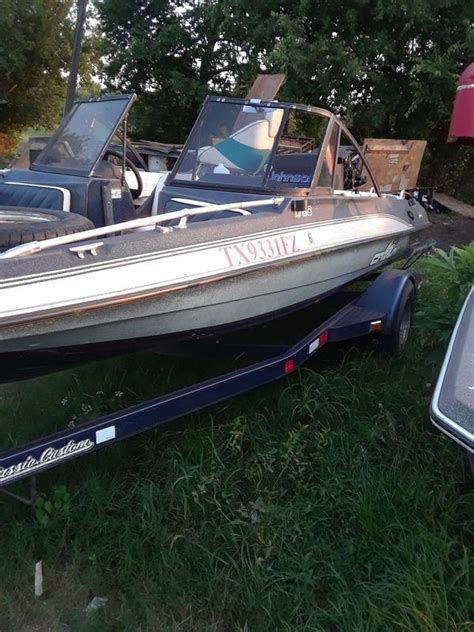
[220,234,301,267]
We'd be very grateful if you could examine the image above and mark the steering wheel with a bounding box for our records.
[103,149,144,200]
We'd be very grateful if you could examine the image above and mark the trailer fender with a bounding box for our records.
[355,269,417,332]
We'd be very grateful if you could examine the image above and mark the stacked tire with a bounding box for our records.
[0,206,94,252]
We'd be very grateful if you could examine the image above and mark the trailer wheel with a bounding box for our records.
[382,281,415,354]
[0,207,94,252]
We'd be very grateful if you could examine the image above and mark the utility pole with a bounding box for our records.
[64,0,88,116]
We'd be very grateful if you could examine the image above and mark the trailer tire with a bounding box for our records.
[382,281,415,354]
[0,207,95,252]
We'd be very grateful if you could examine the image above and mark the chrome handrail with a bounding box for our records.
[0,197,284,259]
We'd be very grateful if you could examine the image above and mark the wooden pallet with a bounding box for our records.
[433,192,474,219]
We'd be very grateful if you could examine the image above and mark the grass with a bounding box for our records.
[0,259,473,631]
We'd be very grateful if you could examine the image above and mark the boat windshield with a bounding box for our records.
[171,100,330,190]
[32,97,132,176]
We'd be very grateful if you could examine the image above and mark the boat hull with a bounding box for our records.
[0,232,409,376]
[0,187,429,380]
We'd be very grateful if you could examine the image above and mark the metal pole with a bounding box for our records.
[122,118,127,187]
[64,0,88,116]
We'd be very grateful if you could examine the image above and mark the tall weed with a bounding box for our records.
[415,242,474,346]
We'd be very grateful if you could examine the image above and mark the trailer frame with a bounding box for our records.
[0,268,421,500]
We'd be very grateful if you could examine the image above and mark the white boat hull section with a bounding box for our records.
[0,214,411,320]
[0,230,411,353]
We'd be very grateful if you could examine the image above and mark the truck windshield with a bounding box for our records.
[33,98,131,175]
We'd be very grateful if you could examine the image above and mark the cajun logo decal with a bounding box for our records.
[0,439,94,483]
[370,240,400,266]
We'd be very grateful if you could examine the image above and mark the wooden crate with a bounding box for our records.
[362,138,427,192]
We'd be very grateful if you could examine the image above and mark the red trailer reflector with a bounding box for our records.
[284,359,294,374]
[319,331,329,346]
[308,331,328,355]
[370,320,382,332]
[308,331,329,355]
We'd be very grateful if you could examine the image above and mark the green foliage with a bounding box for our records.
[426,243,474,298]
[0,1,74,138]
[424,144,474,204]
[97,0,474,152]
[96,0,248,141]
[415,242,474,346]
[34,485,71,527]
[0,1,100,140]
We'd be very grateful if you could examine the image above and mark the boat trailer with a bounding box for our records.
[0,267,424,502]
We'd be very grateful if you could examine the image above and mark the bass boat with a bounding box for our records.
[0,94,430,380]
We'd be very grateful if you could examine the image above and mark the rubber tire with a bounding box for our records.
[0,206,95,251]
[381,281,415,354]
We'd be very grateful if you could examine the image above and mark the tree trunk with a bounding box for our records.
[64,0,88,116]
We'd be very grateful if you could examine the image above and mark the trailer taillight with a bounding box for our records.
[370,320,382,332]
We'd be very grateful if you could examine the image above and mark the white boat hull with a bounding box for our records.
[0,231,410,353]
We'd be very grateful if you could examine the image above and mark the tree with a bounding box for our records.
[98,0,473,143]
[97,0,248,141]
[97,0,473,199]
[64,0,89,115]
[0,0,75,139]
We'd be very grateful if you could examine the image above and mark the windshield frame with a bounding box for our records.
[168,96,334,196]
[31,94,136,178]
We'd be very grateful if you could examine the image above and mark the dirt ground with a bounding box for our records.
[424,210,474,250]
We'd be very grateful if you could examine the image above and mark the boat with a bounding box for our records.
[0,93,430,381]
[430,286,474,454]
[429,63,474,471]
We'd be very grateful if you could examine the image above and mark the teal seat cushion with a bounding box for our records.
[214,137,269,173]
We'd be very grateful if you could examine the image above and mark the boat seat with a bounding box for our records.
[0,182,68,211]
[198,111,283,174]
